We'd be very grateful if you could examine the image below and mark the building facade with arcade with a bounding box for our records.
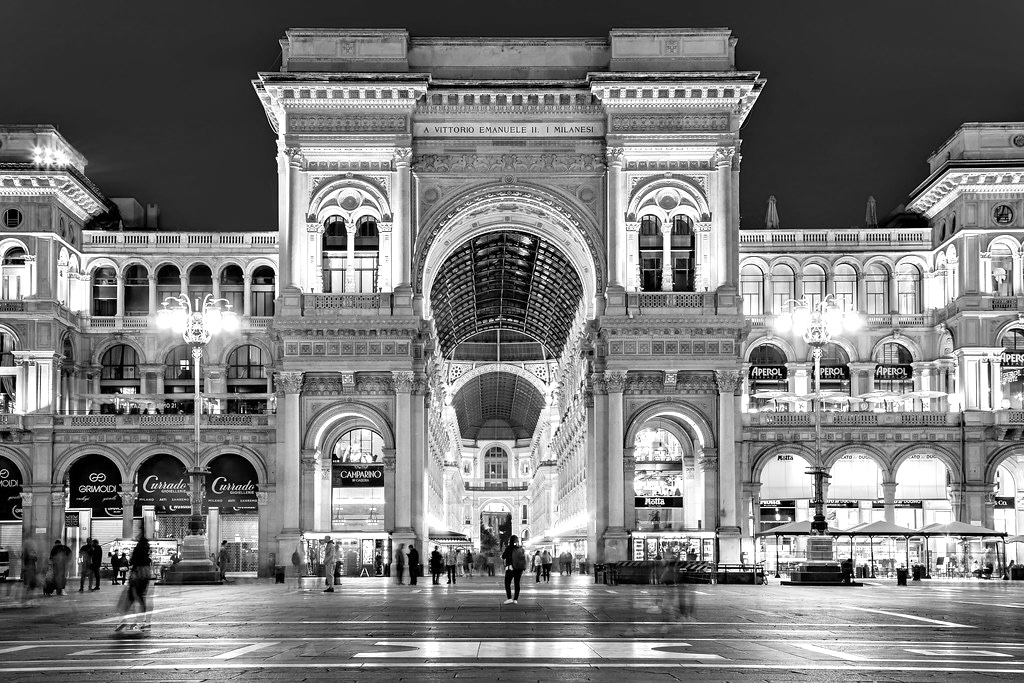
[0,27,1021,580]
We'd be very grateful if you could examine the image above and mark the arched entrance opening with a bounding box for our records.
[630,423,708,562]
[894,455,954,575]
[135,453,189,541]
[205,454,260,576]
[324,428,388,577]
[480,502,512,555]
[64,454,123,572]
[995,462,1020,565]
[758,452,813,575]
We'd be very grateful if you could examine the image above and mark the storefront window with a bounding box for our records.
[633,427,686,531]
[874,342,913,396]
[748,343,788,411]
[330,429,385,533]
[1000,329,1024,409]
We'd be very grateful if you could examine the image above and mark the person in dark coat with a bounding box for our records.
[407,544,419,586]
[429,545,443,585]
[78,537,94,592]
[89,539,102,591]
[395,543,406,584]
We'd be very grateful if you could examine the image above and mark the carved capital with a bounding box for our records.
[382,452,397,472]
[51,491,66,507]
[255,491,269,505]
[698,455,719,472]
[393,147,413,165]
[606,371,627,394]
[623,454,636,473]
[590,373,607,395]
[625,221,641,233]
[284,147,305,165]
[19,491,33,506]
[606,147,625,165]
[306,222,324,234]
[695,221,712,233]
[119,491,138,506]
[300,449,322,475]
[713,146,736,165]
[275,371,304,395]
[392,371,414,394]
[714,369,744,394]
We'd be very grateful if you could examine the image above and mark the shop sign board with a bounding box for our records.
[204,455,258,514]
[749,365,787,380]
[994,496,1015,508]
[0,456,22,521]
[135,455,190,514]
[64,512,80,527]
[333,463,384,487]
[819,365,850,380]
[874,364,913,380]
[760,499,796,507]
[68,454,122,518]
[871,499,923,508]
[827,499,861,508]
[634,496,683,508]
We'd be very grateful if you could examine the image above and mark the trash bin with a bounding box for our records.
[1011,566,1024,581]
[274,565,286,584]
[911,565,922,581]
[896,568,908,586]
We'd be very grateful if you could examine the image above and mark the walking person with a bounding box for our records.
[455,548,464,577]
[532,550,542,582]
[109,550,121,586]
[322,536,338,592]
[118,550,129,584]
[218,540,230,581]
[464,549,474,578]
[444,547,457,584]
[541,549,552,582]
[501,535,527,604]
[395,543,406,584]
[117,532,153,633]
[430,545,443,585]
[78,537,94,592]
[408,544,419,585]
[89,539,102,591]
[486,552,495,577]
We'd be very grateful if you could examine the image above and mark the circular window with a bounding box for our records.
[2,208,23,228]
[994,204,1015,225]
[1013,134,1024,148]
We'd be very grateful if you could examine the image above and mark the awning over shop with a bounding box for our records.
[832,521,917,537]
[428,527,470,542]
[917,521,1005,537]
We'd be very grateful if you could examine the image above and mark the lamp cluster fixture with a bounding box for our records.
[31,146,69,168]
[156,294,239,342]
[773,295,862,345]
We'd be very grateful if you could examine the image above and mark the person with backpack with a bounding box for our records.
[501,535,527,604]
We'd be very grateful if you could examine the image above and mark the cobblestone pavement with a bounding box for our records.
[1,573,1023,681]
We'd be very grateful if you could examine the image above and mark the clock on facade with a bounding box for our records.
[994,204,1015,225]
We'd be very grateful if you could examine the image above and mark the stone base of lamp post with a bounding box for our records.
[784,536,859,586]
[161,515,222,585]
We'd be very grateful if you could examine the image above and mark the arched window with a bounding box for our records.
[156,264,181,304]
[188,264,213,301]
[1000,329,1024,410]
[833,263,857,312]
[1,247,27,300]
[123,265,149,315]
[817,343,851,396]
[91,267,117,316]
[639,215,662,291]
[321,216,347,293]
[225,345,268,414]
[897,264,922,314]
[669,215,695,292]
[163,345,201,413]
[330,429,385,533]
[864,264,889,315]
[990,244,1014,296]
[220,265,244,313]
[484,446,508,483]
[740,264,764,315]
[250,266,276,316]
[770,264,795,314]
[748,343,788,409]
[875,342,913,395]
[801,264,826,309]
[352,216,379,293]
[99,344,140,411]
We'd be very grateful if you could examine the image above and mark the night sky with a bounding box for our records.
[4,0,1023,231]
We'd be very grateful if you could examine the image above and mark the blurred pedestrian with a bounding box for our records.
[322,536,337,592]
[118,550,129,584]
[455,548,464,577]
[117,533,152,633]
[486,552,495,577]
[407,544,419,586]
[395,543,406,584]
[501,535,527,604]
[218,540,229,581]
[430,545,443,585]
[444,547,457,584]
[109,550,121,586]
[89,539,102,591]
[532,550,542,582]
[541,549,552,582]
[78,537,94,592]
[464,549,474,578]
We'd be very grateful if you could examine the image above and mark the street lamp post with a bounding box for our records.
[157,294,238,584]
[774,295,860,580]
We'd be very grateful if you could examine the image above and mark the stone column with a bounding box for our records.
[660,222,673,291]
[300,449,322,532]
[147,275,157,314]
[119,488,137,539]
[744,481,762,553]
[881,481,898,524]
[625,221,640,291]
[700,449,719,536]
[382,450,396,535]
[242,274,252,317]
[50,490,66,545]
[255,490,271,577]
[306,222,324,293]
[603,371,628,560]
[344,222,357,293]
[716,369,743,563]
[623,448,636,531]
[276,143,292,293]
[606,148,625,290]
[115,275,125,318]
[178,274,188,298]
[275,371,304,533]
[392,372,415,554]
[287,149,306,292]
[889,270,899,313]
[392,148,412,292]
[990,353,1003,411]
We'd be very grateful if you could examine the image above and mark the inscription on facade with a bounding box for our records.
[413,122,605,137]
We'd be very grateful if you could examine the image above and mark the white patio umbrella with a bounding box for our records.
[766,195,780,230]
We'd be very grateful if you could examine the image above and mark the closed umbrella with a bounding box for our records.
[866,195,878,228]
[766,195,780,230]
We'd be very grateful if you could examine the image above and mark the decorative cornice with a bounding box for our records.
[907,169,1024,218]
[289,114,409,134]
[0,171,105,221]
[610,113,729,133]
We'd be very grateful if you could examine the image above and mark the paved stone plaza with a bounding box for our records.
[1,574,1023,681]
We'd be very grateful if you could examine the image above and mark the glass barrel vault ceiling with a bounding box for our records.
[431,230,583,440]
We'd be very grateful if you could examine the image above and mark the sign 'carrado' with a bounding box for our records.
[203,454,258,514]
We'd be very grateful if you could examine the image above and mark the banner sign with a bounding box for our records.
[0,455,23,521]
[818,365,850,381]
[827,499,861,508]
[1001,351,1024,367]
[874,365,913,381]
[204,454,258,514]
[64,512,80,527]
[634,496,683,508]
[760,499,796,508]
[994,496,1016,508]
[135,455,190,514]
[68,454,122,518]
[333,463,385,487]
[749,365,787,381]
[871,499,923,508]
